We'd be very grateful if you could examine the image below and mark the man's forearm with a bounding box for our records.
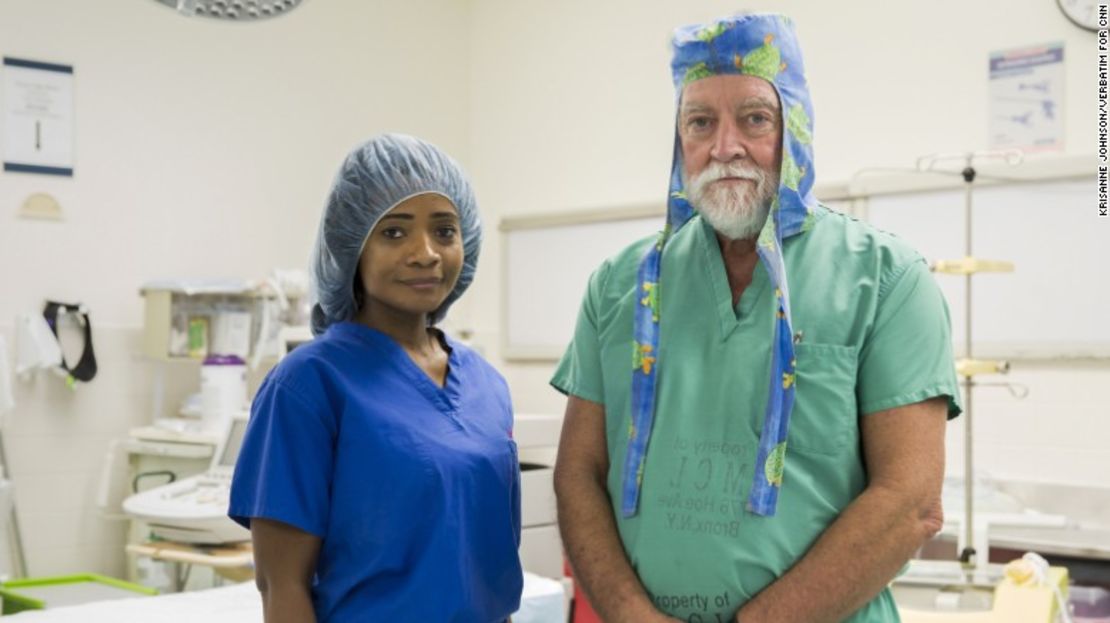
[735,485,935,623]
[556,469,670,623]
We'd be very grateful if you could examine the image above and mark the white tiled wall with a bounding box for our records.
[0,327,154,577]
[945,363,1110,488]
[0,325,279,579]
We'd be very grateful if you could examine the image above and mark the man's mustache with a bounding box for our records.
[694,163,765,184]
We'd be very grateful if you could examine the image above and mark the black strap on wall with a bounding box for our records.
[42,301,98,384]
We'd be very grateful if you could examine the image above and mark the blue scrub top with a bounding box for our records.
[229,322,523,622]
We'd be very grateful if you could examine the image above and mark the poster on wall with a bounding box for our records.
[988,43,1065,153]
[2,57,74,176]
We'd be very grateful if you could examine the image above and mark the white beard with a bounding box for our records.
[685,161,778,241]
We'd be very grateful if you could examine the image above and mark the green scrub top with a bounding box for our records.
[552,206,962,622]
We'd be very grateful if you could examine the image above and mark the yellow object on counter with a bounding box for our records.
[955,359,1010,377]
[1003,558,1038,586]
[898,565,1068,623]
[931,257,1015,275]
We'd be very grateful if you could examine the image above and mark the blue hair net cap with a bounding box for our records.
[310,133,481,336]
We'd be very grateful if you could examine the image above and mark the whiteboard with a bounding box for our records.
[865,178,1108,359]
[502,213,663,359]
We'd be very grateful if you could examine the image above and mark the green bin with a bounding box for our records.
[0,573,157,615]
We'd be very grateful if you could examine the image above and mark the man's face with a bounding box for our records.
[679,74,783,240]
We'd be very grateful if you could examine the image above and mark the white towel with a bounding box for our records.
[14,313,62,377]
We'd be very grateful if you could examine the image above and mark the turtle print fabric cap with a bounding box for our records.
[623,13,819,519]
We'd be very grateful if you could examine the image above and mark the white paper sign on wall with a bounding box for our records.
[988,43,1065,153]
[3,57,74,176]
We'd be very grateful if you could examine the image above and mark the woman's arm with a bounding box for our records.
[252,517,323,623]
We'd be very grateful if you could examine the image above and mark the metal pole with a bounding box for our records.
[0,431,28,578]
[962,161,976,569]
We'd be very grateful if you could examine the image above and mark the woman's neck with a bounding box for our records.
[356,304,449,387]
[355,305,437,356]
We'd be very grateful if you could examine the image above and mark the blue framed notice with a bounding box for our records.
[988,43,1065,153]
[3,57,74,176]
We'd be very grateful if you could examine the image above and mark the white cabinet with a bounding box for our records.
[515,414,564,580]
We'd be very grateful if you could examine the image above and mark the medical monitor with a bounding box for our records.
[213,414,249,470]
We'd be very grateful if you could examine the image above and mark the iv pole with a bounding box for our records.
[962,158,979,568]
[917,149,1021,572]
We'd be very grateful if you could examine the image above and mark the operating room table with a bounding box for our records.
[4,572,566,622]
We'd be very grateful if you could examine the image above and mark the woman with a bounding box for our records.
[229,134,523,622]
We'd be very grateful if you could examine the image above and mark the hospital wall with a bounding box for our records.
[461,0,1109,489]
[0,0,472,577]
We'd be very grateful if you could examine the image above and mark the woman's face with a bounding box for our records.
[356,193,464,319]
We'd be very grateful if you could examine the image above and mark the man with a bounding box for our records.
[551,13,961,623]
